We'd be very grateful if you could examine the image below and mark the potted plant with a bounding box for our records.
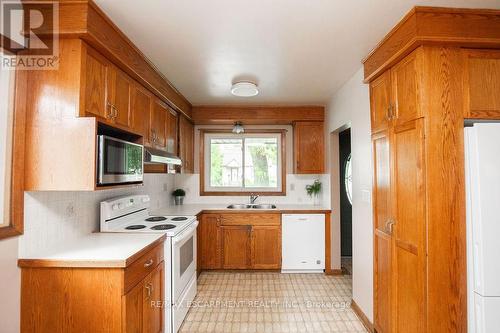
[306,179,322,205]
[172,188,186,205]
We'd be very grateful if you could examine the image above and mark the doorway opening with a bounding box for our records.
[339,128,352,275]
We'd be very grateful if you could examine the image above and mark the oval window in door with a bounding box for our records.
[344,154,353,204]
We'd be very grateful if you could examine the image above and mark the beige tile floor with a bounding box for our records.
[179,272,367,333]
[341,257,352,276]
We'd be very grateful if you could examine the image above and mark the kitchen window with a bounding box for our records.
[201,131,285,195]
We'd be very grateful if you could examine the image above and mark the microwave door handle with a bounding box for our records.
[172,220,199,246]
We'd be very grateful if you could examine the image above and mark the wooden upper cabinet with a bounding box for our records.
[465,49,500,118]
[221,225,252,269]
[370,49,423,134]
[82,47,110,120]
[179,115,194,173]
[370,71,392,133]
[108,66,133,129]
[82,45,134,131]
[251,225,281,269]
[293,121,325,174]
[132,84,153,147]
[391,49,422,126]
[151,99,168,150]
[165,107,178,154]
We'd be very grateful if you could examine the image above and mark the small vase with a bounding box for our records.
[174,196,184,205]
[313,194,321,206]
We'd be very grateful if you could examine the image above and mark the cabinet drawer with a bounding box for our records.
[220,214,280,226]
[124,243,164,293]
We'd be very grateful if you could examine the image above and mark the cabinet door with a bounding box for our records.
[165,107,178,154]
[151,99,167,150]
[131,84,153,147]
[124,281,143,333]
[391,49,422,126]
[200,214,222,269]
[294,121,325,174]
[221,225,252,269]
[143,264,164,333]
[82,47,110,120]
[370,71,392,133]
[179,115,194,173]
[372,130,392,333]
[252,225,281,269]
[108,66,133,129]
[464,49,500,118]
[392,119,426,333]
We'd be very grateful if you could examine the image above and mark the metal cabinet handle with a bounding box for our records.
[144,258,154,268]
[145,282,153,298]
[386,219,395,235]
[106,102,113,119]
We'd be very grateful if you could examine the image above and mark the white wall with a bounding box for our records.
[175,124,331,206]
[0,59,20,333]
[325,67,373,321]
[0,237,20,333]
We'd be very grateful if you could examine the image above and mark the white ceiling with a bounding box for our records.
[94,0,500,106]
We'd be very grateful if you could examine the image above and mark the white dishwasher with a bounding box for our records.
[281,214,325,273]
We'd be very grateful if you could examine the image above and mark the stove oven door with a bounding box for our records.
[171,220,198,303]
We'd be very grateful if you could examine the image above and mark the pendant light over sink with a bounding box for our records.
[231,81,259,97]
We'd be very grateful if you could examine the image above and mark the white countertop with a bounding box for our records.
[18,233,166,268]
[151,203,331,216]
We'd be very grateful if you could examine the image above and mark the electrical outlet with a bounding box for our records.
[290,183,295,191]
[163,183,169,192]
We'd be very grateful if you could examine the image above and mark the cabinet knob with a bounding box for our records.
[144,258,154,268]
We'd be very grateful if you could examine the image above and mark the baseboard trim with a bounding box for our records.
[351,299,374,333]
[325,268,343,275]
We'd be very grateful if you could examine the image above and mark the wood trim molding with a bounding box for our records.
[351,299,374,333]
[363,6,500,82]
[192,106,324,125]
[47,0,192,118]
[199,129,287,196]
[324,212,332,275]
[0,66,26,239]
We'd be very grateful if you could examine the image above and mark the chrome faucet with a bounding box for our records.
[250,194,259,204]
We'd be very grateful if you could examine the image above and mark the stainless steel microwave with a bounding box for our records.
[97,135,144,186]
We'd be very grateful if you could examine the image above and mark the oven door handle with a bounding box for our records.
[172,220,199,246]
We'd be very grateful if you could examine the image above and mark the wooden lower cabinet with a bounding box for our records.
[199,214,222,270]
[20,243,164,333]
[251,225,282,269]
[221,225,252,269]
[199,213,282,270]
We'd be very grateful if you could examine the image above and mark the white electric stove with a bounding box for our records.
[100,195,198,333]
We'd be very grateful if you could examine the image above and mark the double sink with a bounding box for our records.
[227,204,277,209]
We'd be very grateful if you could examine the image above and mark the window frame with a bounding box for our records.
[200,129,286,196]
[0,46,26,239]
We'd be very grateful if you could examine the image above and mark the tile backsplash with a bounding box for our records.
[19,173,330,256]
[174,173,330,206]
[19,174,175,257]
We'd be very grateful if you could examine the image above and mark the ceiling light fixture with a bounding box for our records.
[232,122,244,134]
[231,81,259,97]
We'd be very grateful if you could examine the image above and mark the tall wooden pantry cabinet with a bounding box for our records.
[364,7,500,333]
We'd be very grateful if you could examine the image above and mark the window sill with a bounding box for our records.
[200,190,286,196]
